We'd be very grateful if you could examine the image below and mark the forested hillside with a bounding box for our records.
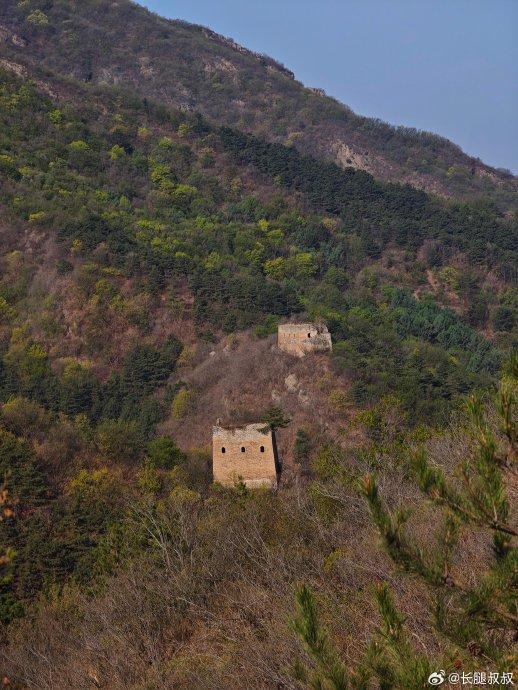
[0,3,517,687]
[0,0,517,207]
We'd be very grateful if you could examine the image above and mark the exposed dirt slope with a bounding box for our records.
[161,330,357,474]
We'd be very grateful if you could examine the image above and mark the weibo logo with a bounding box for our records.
[428,670,446,686]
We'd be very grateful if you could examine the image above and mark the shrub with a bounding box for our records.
[26,9,49,25]
[147,435,184,469]
[0,428,45,503]
[294,428,311,465]
[59,362,98,415]
[1,396,49,437]
[176,345,196,367]
[95,419,143,461]
[494,305,515,332]
[328,388,349,412]
[56,259,73,275]
[109,144,126,162]
[171,388,194,419]
[0,297,15,322]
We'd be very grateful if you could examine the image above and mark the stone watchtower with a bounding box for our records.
[212,423,278,488]
[278,322,332,358]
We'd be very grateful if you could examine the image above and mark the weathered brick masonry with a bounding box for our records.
[212,423,278,488]
[278,323,332,357]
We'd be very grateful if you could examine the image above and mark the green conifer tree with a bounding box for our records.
[362,361,517,665]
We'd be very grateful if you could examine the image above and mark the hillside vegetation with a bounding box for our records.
[0,0,517,207]
[0,3,516,688]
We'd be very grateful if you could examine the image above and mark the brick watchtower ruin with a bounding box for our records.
[277,322,332,357]
[212,423,278,488]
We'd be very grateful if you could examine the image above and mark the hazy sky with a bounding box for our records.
[137,1,517,172]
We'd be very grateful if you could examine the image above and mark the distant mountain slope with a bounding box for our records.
[0,63,512,400]
[0,0,516,207]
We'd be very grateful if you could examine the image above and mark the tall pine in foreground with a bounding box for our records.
[291,583,368,690]
[290,582,433,689]
[292,360,516,688]
[363,357,517,671]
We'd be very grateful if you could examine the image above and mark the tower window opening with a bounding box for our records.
[260,446,265,453]
[307,332,311,338]
[221,447,226,453]
[241,446,246,453]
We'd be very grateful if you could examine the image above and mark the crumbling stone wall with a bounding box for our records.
[278,323,332,357]
[212,423,278,488]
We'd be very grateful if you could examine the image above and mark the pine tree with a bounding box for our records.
[366,583,432,690]
[260,406,291,432]
[290,582,432,690]
[362,362,517,664]
[291,584,353,690]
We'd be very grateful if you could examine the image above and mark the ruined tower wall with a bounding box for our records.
[212,423,277,488]
[278,323,332,357]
